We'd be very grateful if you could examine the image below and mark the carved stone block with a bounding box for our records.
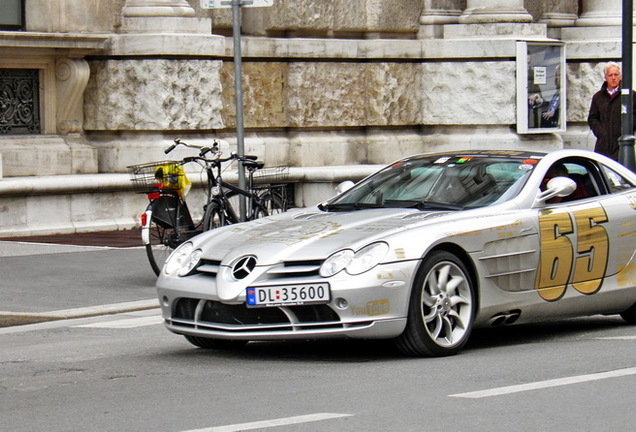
[84,59,224,130]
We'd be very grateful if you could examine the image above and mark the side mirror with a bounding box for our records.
[335,180,355,195]
[537,176,577,203]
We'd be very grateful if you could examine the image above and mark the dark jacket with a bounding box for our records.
[587,81,636,160]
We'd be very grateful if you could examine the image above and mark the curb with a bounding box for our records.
[0,299,159,328]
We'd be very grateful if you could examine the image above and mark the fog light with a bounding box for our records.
[162,296,170,307]
[334,297,348,310]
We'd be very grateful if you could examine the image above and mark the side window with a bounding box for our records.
[542,160,599,203]
[602,165,636,193]
[562,162,599,200]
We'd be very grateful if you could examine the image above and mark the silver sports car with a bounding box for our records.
[156,149,636,356]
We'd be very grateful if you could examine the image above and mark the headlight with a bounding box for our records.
[320,242,389,277]
[346,242,389,275]
[164,242,202,276]
[320,249,354,277]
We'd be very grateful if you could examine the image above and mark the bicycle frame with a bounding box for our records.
[215,180,265,224]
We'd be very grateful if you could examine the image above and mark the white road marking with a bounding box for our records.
[182,413,353,432]
[74,315,163,328]
[596,336,636,340]
[0,240,143,257]
[449,366,636,399]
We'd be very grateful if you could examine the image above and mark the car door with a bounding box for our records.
[534,157,636,309]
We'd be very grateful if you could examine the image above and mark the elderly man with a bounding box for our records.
[587,62,635,160]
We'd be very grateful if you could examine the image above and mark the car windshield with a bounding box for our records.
[322,154,536,211]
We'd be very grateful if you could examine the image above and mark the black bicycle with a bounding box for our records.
[200,148,288,231]
[128,138,289,275]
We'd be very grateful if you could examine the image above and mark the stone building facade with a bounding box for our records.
[0,0,631,235]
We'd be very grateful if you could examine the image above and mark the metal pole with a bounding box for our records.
[232,0,247,220]
[619,0,636,171]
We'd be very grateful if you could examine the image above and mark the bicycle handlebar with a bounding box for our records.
[167,138,264,176]
[167,138,220,158]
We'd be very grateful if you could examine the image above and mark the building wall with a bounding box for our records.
[0,0,620,180]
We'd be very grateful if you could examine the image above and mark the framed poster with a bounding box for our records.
[516,41,566,134]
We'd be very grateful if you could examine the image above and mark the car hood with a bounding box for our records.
[192,207,453,265]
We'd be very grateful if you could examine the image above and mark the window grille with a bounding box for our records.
[0,69,41,135]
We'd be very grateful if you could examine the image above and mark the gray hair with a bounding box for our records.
[604,61,622,76]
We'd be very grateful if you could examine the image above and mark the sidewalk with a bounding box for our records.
[0,230,159,327]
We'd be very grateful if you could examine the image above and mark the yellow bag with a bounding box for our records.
[154,163,191,197]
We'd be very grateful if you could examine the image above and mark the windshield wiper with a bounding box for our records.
[319,202,385,212]
[413,201,465,211]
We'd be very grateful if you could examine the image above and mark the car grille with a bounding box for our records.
[168,297,345,333]
[266,260,322,279]
[194,259,222,276]
[192,259,322,279]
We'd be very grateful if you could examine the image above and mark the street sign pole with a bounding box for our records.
[202,0,273,220]
[619,0,636,171]
[231,0,247,220]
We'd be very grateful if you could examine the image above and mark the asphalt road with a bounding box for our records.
[0,232,157,326]
[2,234,636,431]
[2,309,636,432]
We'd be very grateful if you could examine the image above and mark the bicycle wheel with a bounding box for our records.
[224,191,250,222]
[228,191,269,221]
[250,200,268,220]
[260,191,286,215]
[202,200,225,231]
[145,196,194,276]
[146,218,178,276]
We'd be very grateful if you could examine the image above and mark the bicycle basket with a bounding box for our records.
[127,161,191,195]
[253,166,290,184]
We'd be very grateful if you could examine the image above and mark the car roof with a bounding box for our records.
[403,150,548,161]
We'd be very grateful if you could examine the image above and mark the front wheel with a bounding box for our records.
[202,201,225,231]
[395,250,475,357]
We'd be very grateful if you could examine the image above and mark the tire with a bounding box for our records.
[145,220,178,276]
[226,191,267,222]
[260,191,286,216]
[184,335,248,350]
[202,201,225,231]
[249,201,268,221]
[620,302,636,324]
[145,197,194,276]
[395,250,475,357]
[222,191,242,224]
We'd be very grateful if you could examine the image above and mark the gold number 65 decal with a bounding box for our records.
[535,204,609,301]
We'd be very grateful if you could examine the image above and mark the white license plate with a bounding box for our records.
[246,283,330,308]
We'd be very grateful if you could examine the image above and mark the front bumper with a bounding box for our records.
[156,260,416,341]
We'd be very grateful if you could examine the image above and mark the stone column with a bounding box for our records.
[446,0,543,39]
[535,0,578,39]
[121,0,210,33]
[539,12,578,28]
[459,0,533,24]
[418,0,462,39]
[576,0,622,27]
[561,0,628,40]
[123,0,195,17]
